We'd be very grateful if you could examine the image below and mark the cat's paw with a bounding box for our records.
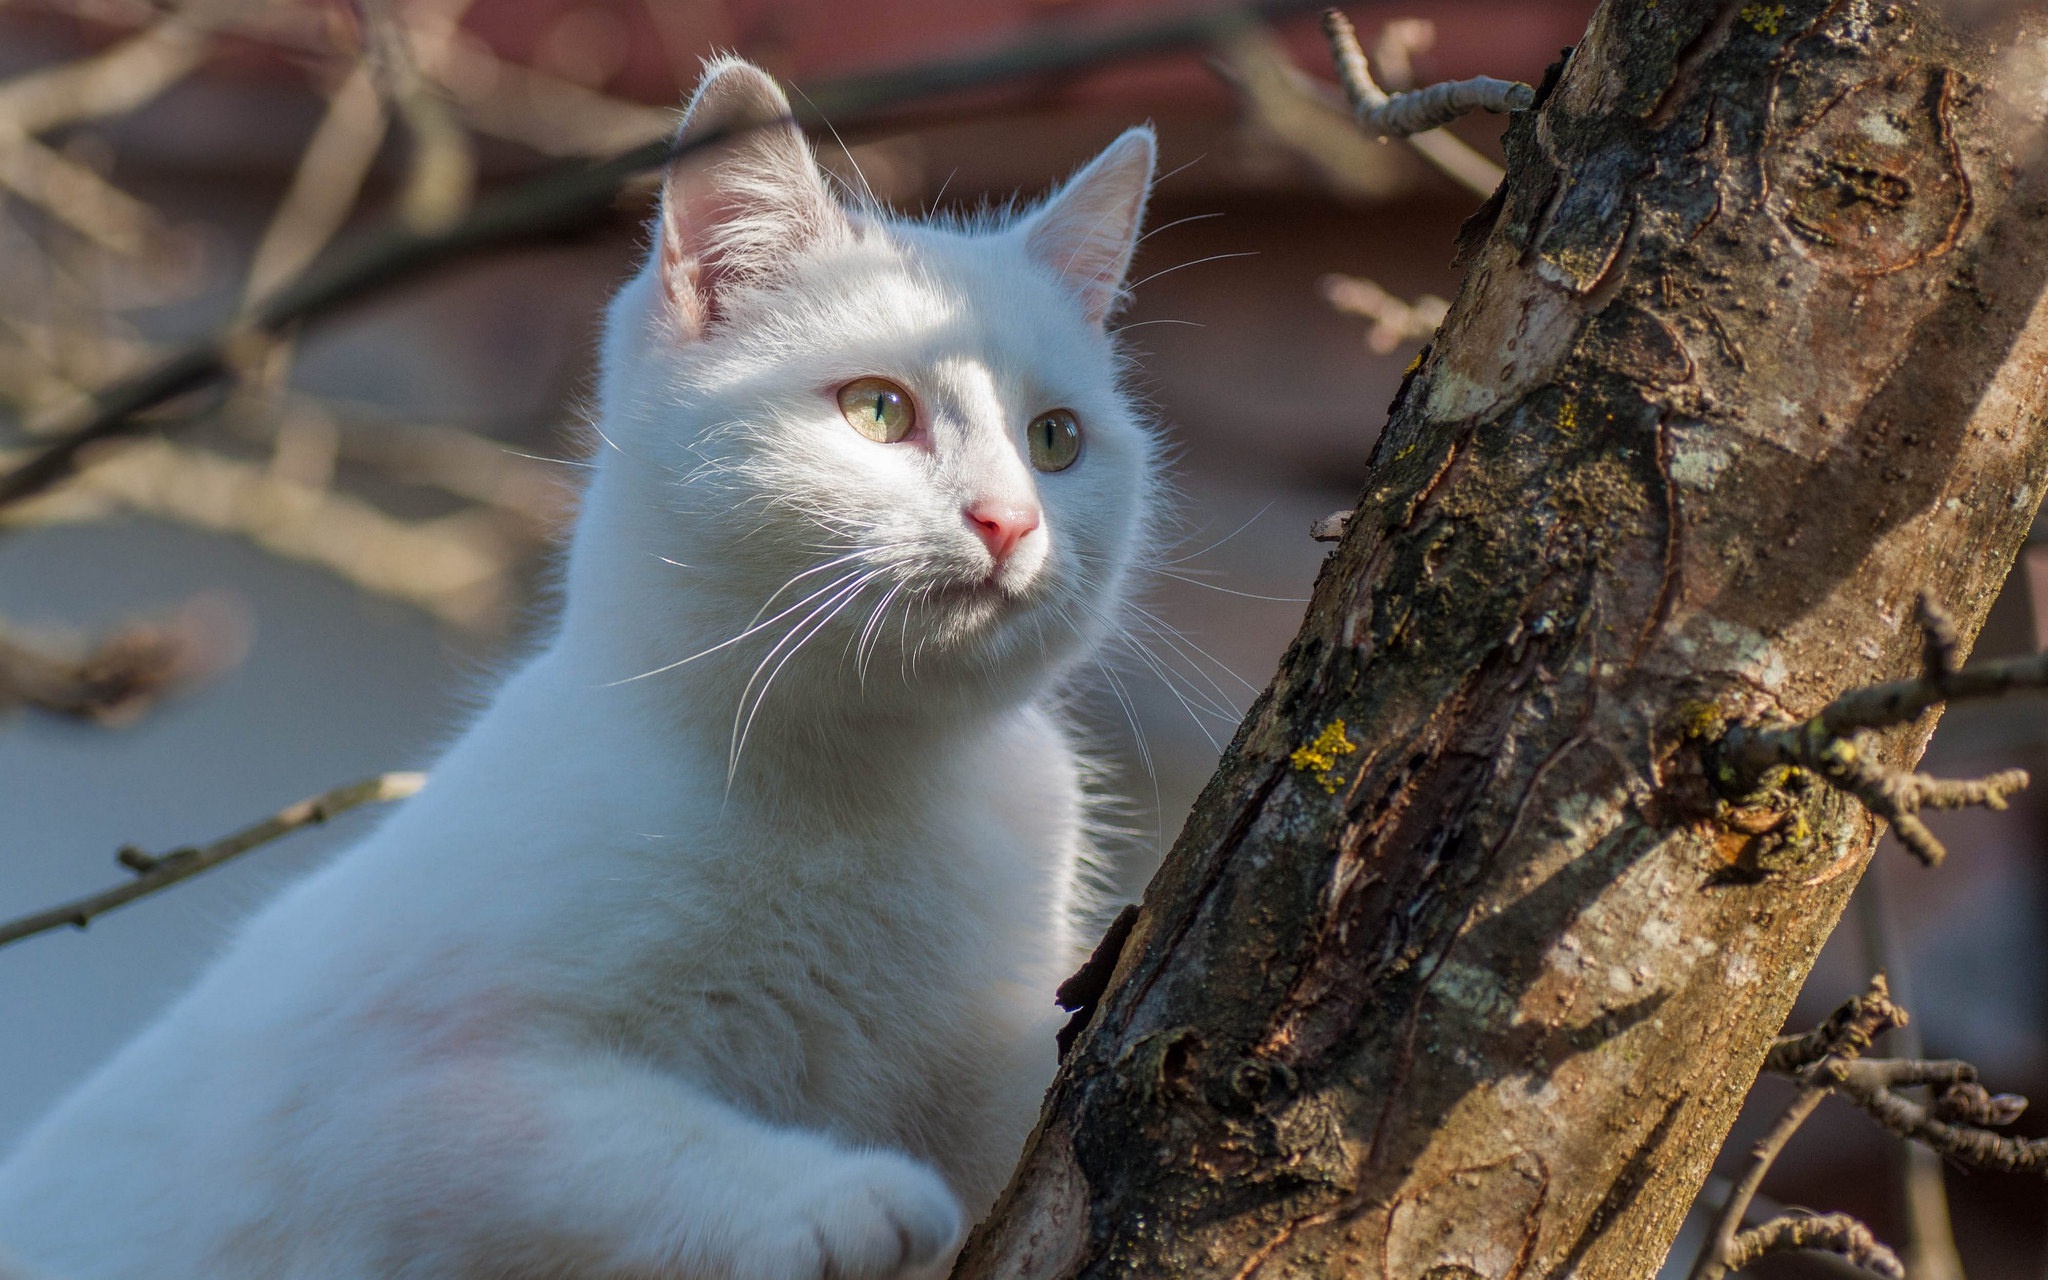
[735,1149,964,1280]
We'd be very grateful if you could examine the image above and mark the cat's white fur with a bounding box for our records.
[0,60,1159,1280]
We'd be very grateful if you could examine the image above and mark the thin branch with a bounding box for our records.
[1725,1213,1905,1279]
[1834,1068,2048,1174]
[0,772,425,951]
[1358,15,1518,197]
[1321,9,1535,135]
[0,0,1338,513]
[1758,977,2048,1174]
[1856,858,1966,1280]
[1691,976,1906,1280]
[1715,594,2041,864]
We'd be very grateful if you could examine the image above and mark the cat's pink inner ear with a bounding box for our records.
[656,59,844,340]
[1024,128,1157,328]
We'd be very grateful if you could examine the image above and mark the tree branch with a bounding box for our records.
[1714,594,2043,864]
[0,772,425,950]
[1320,9,1533,136]
[0,0,1337,512]
[1691,977,1907,1280]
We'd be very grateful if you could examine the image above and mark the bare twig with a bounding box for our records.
[1321,10,1535,135]
[1857,861,1966,1280]
[0,0,1338,513]
[1832,1064,2048,1174]
[1359,16,1517,196]
[1715,594,2041,865]
[1725,1214,1905,1279]
[0,772,425,950]
[1317,9,1529,198]
[1691,976,1907,1280]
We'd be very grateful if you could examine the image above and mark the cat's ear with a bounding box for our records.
[655,58,845,339]
[1023,127,1157,328]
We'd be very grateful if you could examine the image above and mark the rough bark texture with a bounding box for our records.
[954,2,2048,1278]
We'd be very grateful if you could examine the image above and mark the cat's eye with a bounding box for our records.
[1028,410,1082,472]
[838,378,914,443]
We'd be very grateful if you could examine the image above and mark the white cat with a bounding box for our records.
[0,59,1159,1280]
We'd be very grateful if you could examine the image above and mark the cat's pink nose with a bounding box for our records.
[965,500,1040,565]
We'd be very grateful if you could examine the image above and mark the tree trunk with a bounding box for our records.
[955,2,2048,1277]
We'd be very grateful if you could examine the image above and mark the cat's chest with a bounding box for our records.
[606,785,1072,1124]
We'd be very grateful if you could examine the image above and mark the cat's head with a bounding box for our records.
[583,58,1161,726]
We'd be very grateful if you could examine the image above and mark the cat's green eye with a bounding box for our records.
[838,378,914,443]
[1028,409,1082,472]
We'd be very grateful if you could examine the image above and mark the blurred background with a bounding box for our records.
[0,0,2042,1275]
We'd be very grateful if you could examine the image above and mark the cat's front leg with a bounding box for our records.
[383,1053,963,1280]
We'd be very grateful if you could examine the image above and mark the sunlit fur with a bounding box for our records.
[0,59,1159,1280]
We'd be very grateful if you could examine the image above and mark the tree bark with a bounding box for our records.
[955,2,2048,1277]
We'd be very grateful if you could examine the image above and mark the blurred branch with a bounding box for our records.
[294,397,572,529]
[0,13,210,134]
[1319,272,1447,352]
[0,134,167,255]
[351,0,476,232]
[0,772,425,951]
[0,593,245,724]
[431,34,672,158]
[4,438,526,630]
[1210,27,1417,201]
[0,9,218,255]
[243,66,388,306]
[0,0,1339,511]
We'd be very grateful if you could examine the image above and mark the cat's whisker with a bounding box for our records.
[746,549,875,628]
[1128,603,1261,697]
[923,166,959,217]
[1149,569,1307,604]
[1093,657,1165,846]
[728,569,885,782]
[602,569,867,687]
[1161,500,1275,566]
[788,83,881,212]
[1124,250,1258,293]
[1138,210,1224,243]
[499,447,592,469]
[854,579,908,686]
